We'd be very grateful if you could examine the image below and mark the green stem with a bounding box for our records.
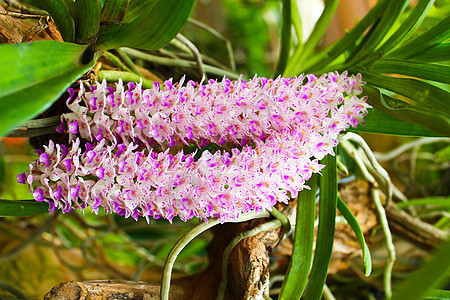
[102,51,132,72]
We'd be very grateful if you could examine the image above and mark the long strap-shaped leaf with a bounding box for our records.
[346,0,408,66]
[386,16,450,59]
[303,153,337,300]
[370,59,450,84]
[95,0,196,51]
[35,0,75,42]
[372,0,434,57]
[278,174,318,300]
[362,85,450,137]
[0,199,50,217]
[0,41,95,137]
[75,0,102,44]
[273,0,291,77]
[101,0,129,23]
[355,68,450,114]
[337,196,372,276]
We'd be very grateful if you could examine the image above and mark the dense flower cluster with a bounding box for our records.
[18,73,370,222]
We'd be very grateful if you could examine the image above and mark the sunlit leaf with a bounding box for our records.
[0,41,94,137]
[370,59,450,84]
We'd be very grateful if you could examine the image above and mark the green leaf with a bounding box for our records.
[273,0,291,77]
[303,153,337,300]
[426,289,450,300]
[435,145,450,163]
[284,0,339,76]
[370,59,450,84]
[361,85,450,137]
[75,0,102,44]
[409,42,450,62]
[392,238,450,300]
[101,0,129,23]
[373,0,434,56]
[352,108,444,137]
[386,16,450,59]
[337,197,372,276]
[122,0,155,23]
[356,68,450,114]
[279,174,318,300]
[0,199,50,217]
[95,0,196,51]
[0,40,94,137]
[346,0,408,65]
[396,197,450,208]
[35,0,75,42]
[295,0,388,74]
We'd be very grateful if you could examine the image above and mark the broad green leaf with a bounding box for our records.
[122,0,155,23]
[295,0,388,74]
[435,145,450,163]
[0,199,50,217]
[303,154,337,300]
[392,238,450,300]
[273,0,291,77]
[352,108,444,137]
[409,42,450,62]
[370,59,450,84]
[346,0,408,65]
[0,41,94,137]
[279,175,318,300]
[373,0,434,56]
[361,85,450,137]
[386,16,450,59]
[101,0,129,23]
[337,197,372,276]
[35,0,75,42]
[75,0,102,44]
[95,0,196,51]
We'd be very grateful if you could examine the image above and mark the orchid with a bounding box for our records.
[18,72,370,223]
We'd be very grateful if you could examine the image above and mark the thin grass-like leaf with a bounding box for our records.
[373,0,434,56]
[410,42,450,62]
[370,59,450,84]
[386,16,450,59]
[346,0,408,65]
[337,197,372,276]
[303,153,337,300]
[396,197,450,208]
[296,0,388,74]
[278,175,318,300]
